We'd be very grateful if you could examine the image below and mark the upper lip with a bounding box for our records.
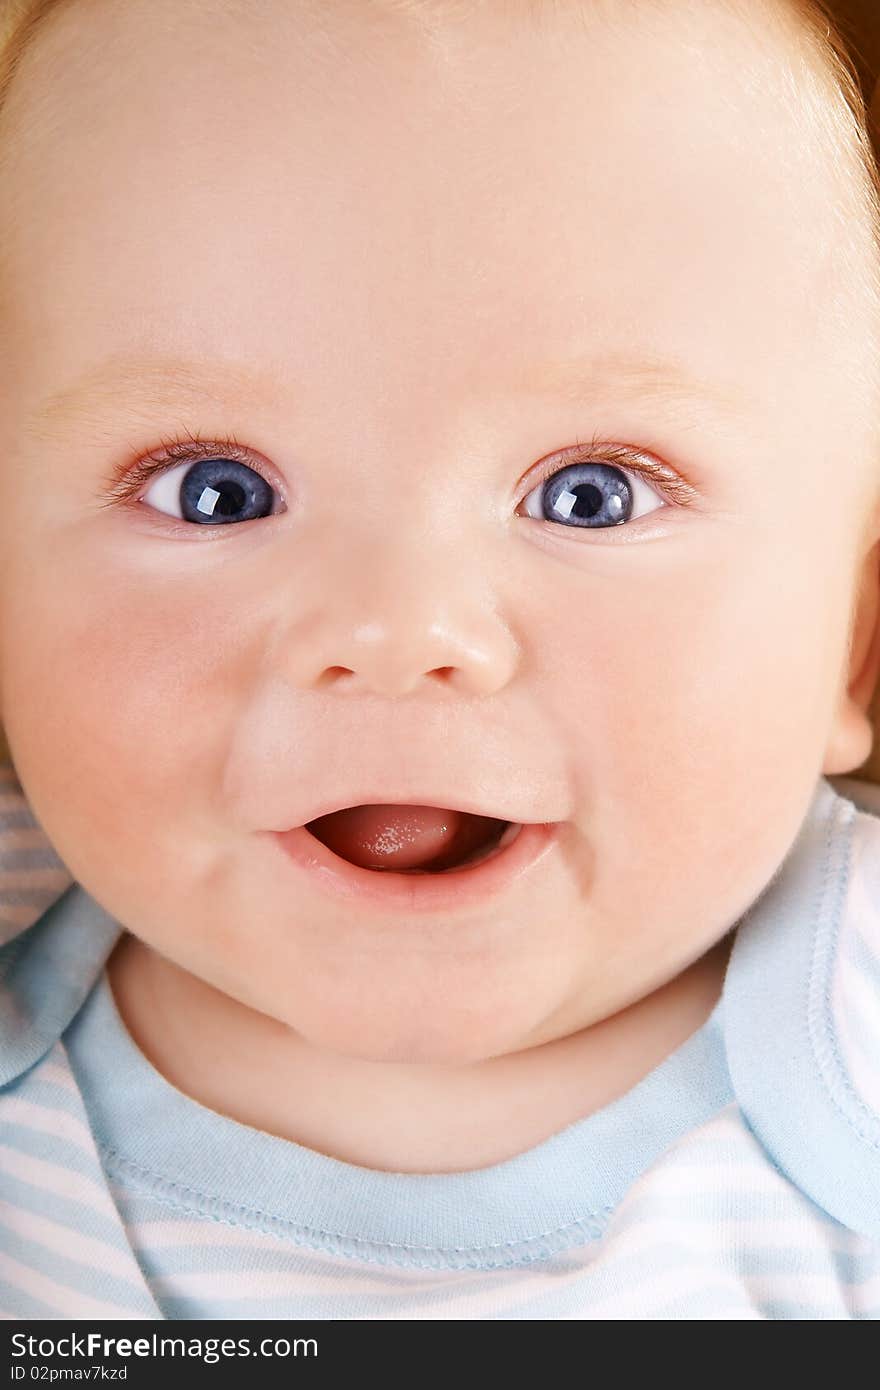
[269,788,547,831]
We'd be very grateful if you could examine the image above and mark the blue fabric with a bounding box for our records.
[725,779,880,1238]
[63,965,731,1263]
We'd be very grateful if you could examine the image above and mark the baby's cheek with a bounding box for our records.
[0,539,241,903]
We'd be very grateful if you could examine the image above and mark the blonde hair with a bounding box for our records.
[0,0,879,779]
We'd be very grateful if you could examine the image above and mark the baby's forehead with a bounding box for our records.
[0,0,876,470]
[0,1,858,234]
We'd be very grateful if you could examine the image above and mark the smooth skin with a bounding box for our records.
[1,0,879,1172]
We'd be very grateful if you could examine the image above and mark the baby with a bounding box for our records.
[0,0,879,1322]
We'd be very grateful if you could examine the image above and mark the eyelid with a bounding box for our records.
[95,431,282,511]
[520,435,701,510]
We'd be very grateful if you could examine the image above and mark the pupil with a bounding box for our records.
[568,482,602,519]
[212,482,246,517]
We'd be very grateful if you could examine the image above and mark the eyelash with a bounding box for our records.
[521,434,699,513]
[97,428,698,527]
[97,428,259,510]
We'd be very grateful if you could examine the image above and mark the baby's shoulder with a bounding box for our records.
[0,761,118,1087]
[0,760,73,947]
[723,775,880,1240]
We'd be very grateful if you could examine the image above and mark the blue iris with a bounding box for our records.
[539,462,633,528]
[179,457,275,525]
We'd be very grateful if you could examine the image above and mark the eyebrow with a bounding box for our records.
[26,354,287,439]
[518,350,747,417]
[25,346,748,438]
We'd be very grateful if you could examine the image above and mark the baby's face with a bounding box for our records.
[0,0,878,1064]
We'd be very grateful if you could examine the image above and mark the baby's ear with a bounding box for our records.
[824,540,880,777]
[865,680,880,783]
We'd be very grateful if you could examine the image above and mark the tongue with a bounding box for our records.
[306,803,504,871]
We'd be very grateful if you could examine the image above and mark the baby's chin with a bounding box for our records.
[235,961,579,1067]
[217,920,733,1070]
[306,1017,514,1068]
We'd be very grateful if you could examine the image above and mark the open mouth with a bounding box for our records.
[304,804,522,874]
[271,809,558,913]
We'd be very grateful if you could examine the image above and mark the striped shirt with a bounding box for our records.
[1,760,879,1319]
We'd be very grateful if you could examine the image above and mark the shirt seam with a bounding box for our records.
[97,1141,614,1269]
[808,798,880,1151]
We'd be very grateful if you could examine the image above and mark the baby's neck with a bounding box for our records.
[106,930,734,1174]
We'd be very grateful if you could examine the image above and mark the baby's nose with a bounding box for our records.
[277,535,521,698]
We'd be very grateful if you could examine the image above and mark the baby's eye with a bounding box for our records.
[517,459,666,531]
[141,454,278,525]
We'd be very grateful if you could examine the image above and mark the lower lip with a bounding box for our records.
[269,819,560,913]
